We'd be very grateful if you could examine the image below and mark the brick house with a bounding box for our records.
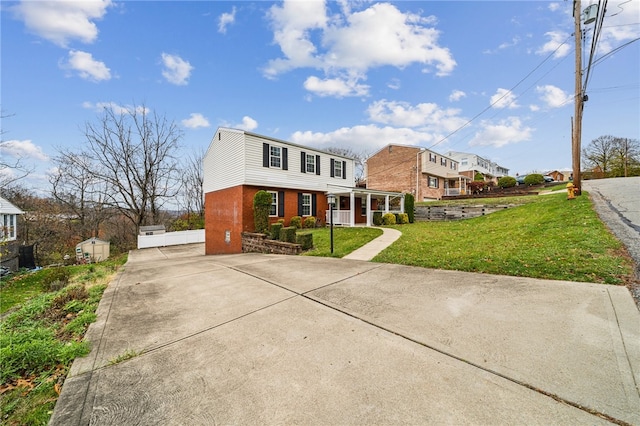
[365,144,469,201]
[445,151,510,184]
[203,128,403,254]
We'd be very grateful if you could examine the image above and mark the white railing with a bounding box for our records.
[137,229,205,249]
[326,210,352,225]
[444,188,462,196]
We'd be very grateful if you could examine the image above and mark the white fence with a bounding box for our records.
[137,229,205,249]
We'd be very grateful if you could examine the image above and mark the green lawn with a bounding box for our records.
[0,255,127,425]
[375,192,634,284]
[301,227,383,258]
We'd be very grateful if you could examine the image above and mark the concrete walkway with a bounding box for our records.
[50,244,640,425]
[342,227,401,261]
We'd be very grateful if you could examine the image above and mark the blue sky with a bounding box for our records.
[2,0,639,193]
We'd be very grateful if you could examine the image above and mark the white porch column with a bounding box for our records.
[400,194,405,213]
[350,192,355,227]
[366,193,372,227]
[384,195,390,213]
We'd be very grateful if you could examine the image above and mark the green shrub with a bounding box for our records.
[303,216,316,228]
[382,213,396,225]
[42,268,71,292]
[524,174,545,185]
[279,226,297,243]
[296,233,314,250]
[404,193,415,223]
[253,190,272,234]
[498,176,516,188]
[373,212,383,226]
[269,223,283,240]
[289,216,302,229]
[474,172,485,181]
[397,213,409,224]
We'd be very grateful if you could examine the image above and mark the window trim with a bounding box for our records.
[306,155,315,174]
[270,146,281,169]
[268,191,278,216]
[301,193,312,216]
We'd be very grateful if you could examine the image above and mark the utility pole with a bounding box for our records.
[572,0,584,195]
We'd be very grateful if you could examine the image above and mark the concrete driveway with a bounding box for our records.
[51,244,640,425]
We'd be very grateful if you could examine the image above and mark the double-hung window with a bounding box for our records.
[306,155,316,173]
[270,146,281,168]
[429,153,437,163]
[428,176,439,188]
[333,160,343,178]
[301,193,312,216]
[269,191,278,216]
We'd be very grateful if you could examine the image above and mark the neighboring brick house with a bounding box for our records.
[1,196,24,272]
[203,128,403,254]
[445,151,510,184]
[365,144,469,201]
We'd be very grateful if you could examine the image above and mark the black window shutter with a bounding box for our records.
[330,159,335,177]
[297,193,303,216]
[312,194,317,216]
[282,147,288,170]
[263,143,269,168]
[278,191,285,217]
[301,152,306,173]
[342,161,347,179]
[315,155,321,175]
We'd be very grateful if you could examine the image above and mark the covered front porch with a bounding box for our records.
[325,185,405,227]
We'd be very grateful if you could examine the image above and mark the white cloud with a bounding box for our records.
[61,50,111,81]
[366,99,466,133]
[536,85,571,108]
[469,117,533,148]
[490,88,519,109]
[537,31,571,59]
[218,7,236,34]
[593,0,640,55]
[290,124,438,153]
[0,139,49,161]
[235,116,258,131]
[264,1,456,97]
[181,113,210,129]
[548,3,561,12]
[449,90,466,102]
[161,53,193,86]
[387,78,401,90]
[13,0,112,47]
[82,102,149,115]
[304,75,369,97]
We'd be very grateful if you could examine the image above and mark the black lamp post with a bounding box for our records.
[327,193,335,254]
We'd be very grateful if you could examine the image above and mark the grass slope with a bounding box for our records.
[375,193,634,284]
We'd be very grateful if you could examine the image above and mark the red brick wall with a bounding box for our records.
[367,145,420,194]
[205,186,245,255]
[205,185,328,254]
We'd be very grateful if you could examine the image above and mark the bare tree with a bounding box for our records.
[80,104,183,232]
[612,137,640,177]
[583,135,640,178]
[324,146,370,184]
[50,150,112,240]
[582,135,616,176]
[179,149,204,218]
[0,111,34,187]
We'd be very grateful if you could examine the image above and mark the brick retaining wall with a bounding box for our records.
[241,232,302,255]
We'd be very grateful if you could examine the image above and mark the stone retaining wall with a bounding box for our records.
[241,232,302,255]
[415,205,513,221]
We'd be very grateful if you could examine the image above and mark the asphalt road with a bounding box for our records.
[583,176,640,304]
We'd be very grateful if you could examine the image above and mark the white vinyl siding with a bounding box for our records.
[205,129,355,193]
[203,129,246,193]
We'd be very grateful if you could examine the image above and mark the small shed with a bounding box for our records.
[76,238,110,263]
